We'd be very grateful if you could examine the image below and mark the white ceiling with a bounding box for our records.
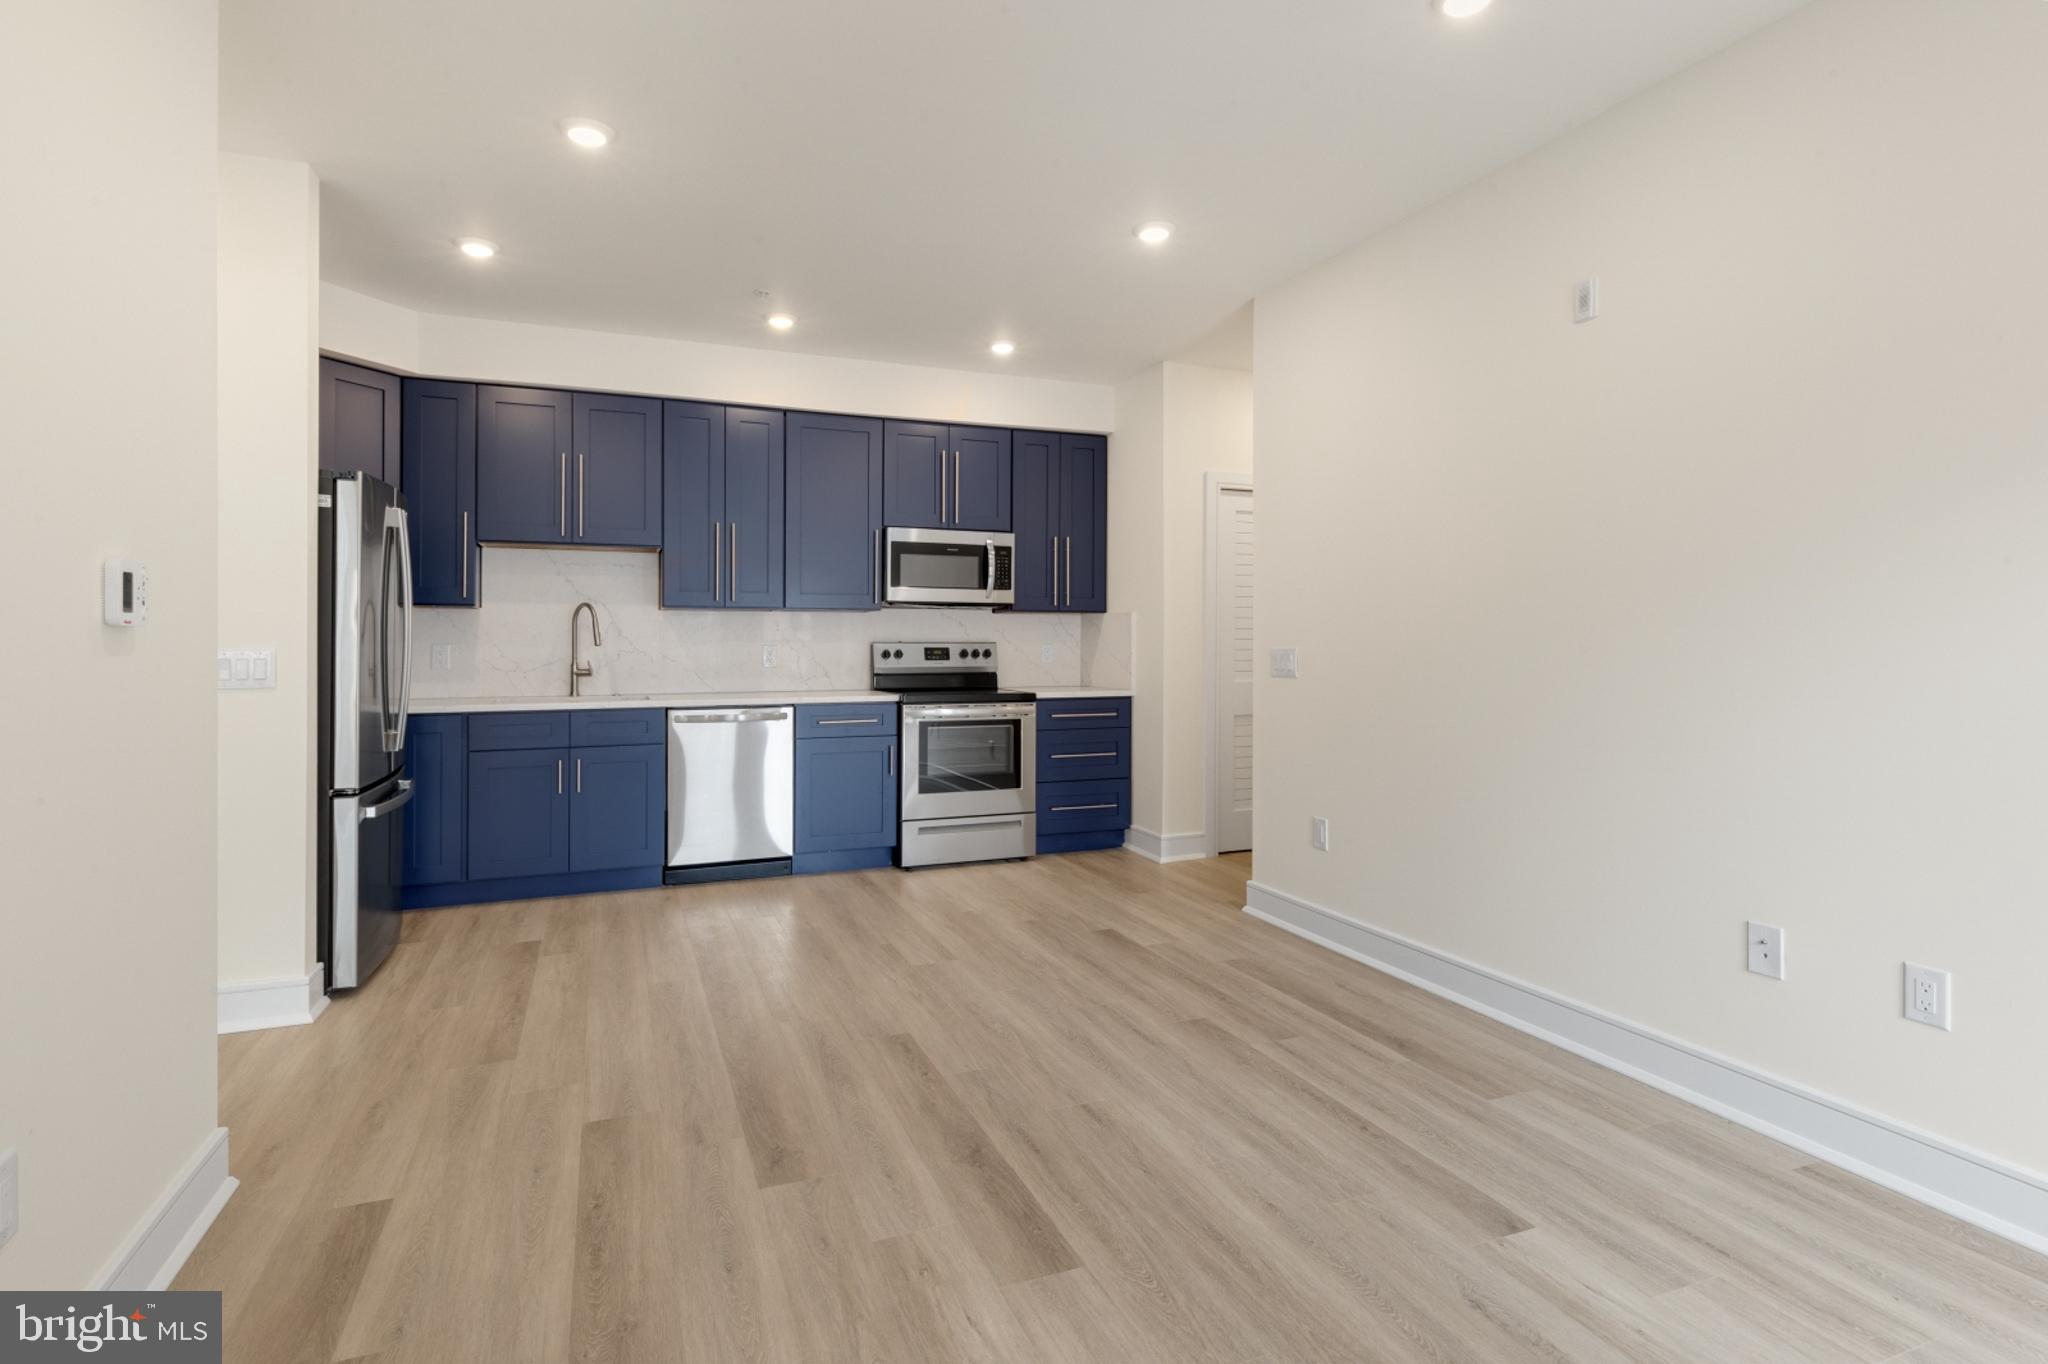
[222,0,1808,383]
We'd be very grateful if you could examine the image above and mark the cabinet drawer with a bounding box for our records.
[1035,779,1131,834]
[466,710,573,751]
[1036,727,1130,782]
[795,703,898,738]
[1036,697,1130,730]
[570,708,665,748]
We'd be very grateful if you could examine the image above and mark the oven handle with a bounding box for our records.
[902,705,1036,721]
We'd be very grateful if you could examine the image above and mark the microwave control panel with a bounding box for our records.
[991,545,1012,590]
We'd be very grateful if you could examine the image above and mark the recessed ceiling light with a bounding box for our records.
[1434,0,1494,17]
[766,313,795,331]
[456,238,498,259]
[989,340,1016,357]
[559,118,614,150]
[1135,222,1174,246]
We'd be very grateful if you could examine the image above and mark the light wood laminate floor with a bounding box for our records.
[178,852,2048,1362]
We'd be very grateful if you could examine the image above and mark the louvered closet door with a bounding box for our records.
[1214,486,1255,853]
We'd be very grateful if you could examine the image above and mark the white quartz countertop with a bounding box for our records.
[1029,687,1133,699]
[411,690,896,715]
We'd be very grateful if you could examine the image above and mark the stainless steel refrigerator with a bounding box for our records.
[317,470,415,990]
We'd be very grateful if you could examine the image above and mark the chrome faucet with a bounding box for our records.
[570,601,603,696]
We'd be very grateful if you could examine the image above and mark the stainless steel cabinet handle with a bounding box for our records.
[937,449,946,522]
[578,453,586,537]
[872,528,881,602]
[559,454,568,537]
[1052,710,1119,719]
[557,758,564,795]
[1051,751,1118,760]
[730,521,738,602]
[713,520,722,602]
[575,757,582,793]
[815,716,882,726]
[953,452,961,523]
[886,743,894,775]
[1051,802,1118,813]
[1051,535,1058,605]
[460,511,470,598]
[1064,536,1073,606]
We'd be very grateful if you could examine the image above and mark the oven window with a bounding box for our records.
[894,542,984,591]
[917,719,1021,793]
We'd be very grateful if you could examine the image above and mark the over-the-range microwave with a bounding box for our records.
[883,527,1014,608]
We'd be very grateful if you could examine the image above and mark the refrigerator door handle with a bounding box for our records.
[361,778,415,821]
[393,506,416,750]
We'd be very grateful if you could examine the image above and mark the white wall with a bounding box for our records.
[323,285,1115,434]
[217,154,320,1001]
[1253,0,2048,1173]
[0,0,225,1286]
[1111,362,1254,844]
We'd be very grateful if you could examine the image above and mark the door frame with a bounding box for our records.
[1202,473,1254,859]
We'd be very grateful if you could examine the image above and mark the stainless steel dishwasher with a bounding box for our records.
[663,706,795,884]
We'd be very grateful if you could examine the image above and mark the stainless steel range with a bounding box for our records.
[873,642,1036,867]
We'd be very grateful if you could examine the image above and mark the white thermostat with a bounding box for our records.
[103,559,148,626]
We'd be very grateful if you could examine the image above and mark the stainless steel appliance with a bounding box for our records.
[664,706,795,883]
[873,642,1035,866]
[317,471,414,991]
[883,527,1014,608]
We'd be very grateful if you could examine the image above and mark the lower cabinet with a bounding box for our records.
[569,744,667,872]
[1033,699,1132,855]
[467,747,573,881]
[401,715,467,884]
[793,704,898,874]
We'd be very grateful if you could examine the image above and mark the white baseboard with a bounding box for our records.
[95,1127,236,1290]
[1125,826,1208,863]
[217,966,327,1034]
[1243,879,2048,1256]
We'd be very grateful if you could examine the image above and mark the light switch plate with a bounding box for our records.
[1270,647,1299,679]
[1747,921,1785,980]
[217,648,277,690]
[1575,277,1601,324]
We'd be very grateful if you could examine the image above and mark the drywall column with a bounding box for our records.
[1110,366,1169,838]
[216,154,322,1026]
[0,0,226,1288]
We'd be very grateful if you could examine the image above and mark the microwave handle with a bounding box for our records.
[985,538,994,597]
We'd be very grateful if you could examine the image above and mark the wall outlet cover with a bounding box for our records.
[1747,921,1785,980]
[1040,643,1054,663]
[431,643,452,670]
[1270,647,1299,679]
[762,644,778,668]
[1575,277,1601,323]
[1905,962,1952,1030]
[1310,816,1330,851]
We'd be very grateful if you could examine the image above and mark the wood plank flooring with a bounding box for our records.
[176,852,2048,1362]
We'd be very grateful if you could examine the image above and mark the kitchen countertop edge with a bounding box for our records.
[413,685,1134,715]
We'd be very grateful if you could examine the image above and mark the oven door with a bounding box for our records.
[884,527,1015,607]
[901,702,1036,820]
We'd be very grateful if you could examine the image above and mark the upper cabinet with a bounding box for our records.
[883,421,1011,531]
[785,412,884,610]
[572,392,662,546]
[476,385,573,543]
[1011,431,1106,613]
[475,387,659,547]
[320,358,401,484]
[402,380,478,607]
[662,402,784,609]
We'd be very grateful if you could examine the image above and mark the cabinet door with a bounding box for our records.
[724,406,785,609]
[794,735,899,853]
[320,358,401,483]
[949,425,1012,531]
[882,420,947,529]
[1010,430,1059,612]
[400,715,466,885]
[1058,434,1109,613]
[570,744,667,872]
[467,747,570,880]
[476,386,573,544]
[661,401,724,608]
[402,380,478,606]
[785,413,884,610]
[573,392,662,546]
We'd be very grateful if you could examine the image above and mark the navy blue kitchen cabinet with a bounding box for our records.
[467,746,572,881]
[1034,697,1130,854]
[402,379,478,607]
[400,715,466,885]
[794,706,898,874]
[572,392,662,546]
[477,386,574,544]
[320,358,401,484]
[569,744,667,872]
[662,403,784,609]
[785,412,884,610]
[884,422,1010,531]
[1010,431,1106,612]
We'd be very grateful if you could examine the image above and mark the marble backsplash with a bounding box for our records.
[412,546,1135,699]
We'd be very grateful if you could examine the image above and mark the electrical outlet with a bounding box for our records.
[762,644,777,669]
[1574,277,1601,323]
[1746,922,1785,980]
[1040,643,1054,663]
[1905,963,1952,1030]
[0,1147,18,1251]
[1310,816,1329,851]
[1271,648,1299,679]
[431,643,451,671]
